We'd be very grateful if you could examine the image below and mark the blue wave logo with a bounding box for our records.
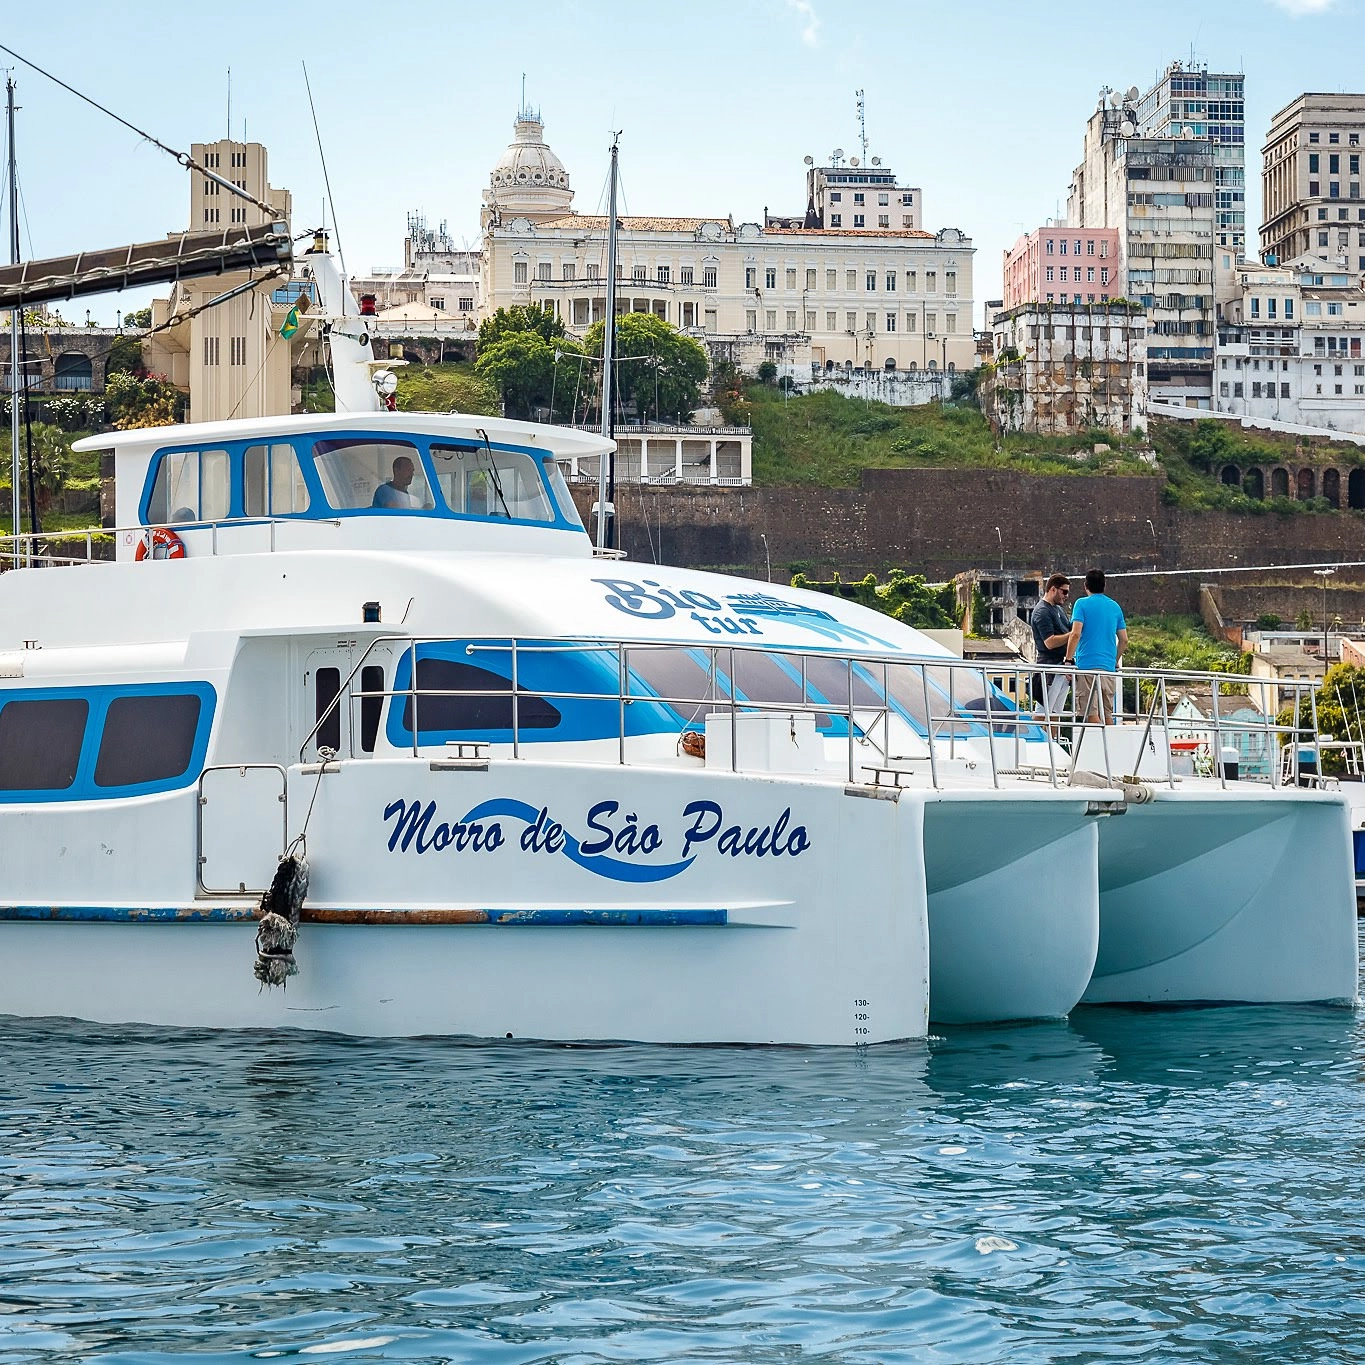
[460,798,696,884]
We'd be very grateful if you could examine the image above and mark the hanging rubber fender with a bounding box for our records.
[134,527,187,562]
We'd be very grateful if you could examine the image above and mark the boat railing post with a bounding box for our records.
[510,638,521,760]
[409,639,419,757]
[728,647,738,773]
[947,666,957,761]
[1211,676,1227,789]
[920,663,939,790]
[617,643,627,767]
[1098,676,1113,784]
[982,664,1000,789]
[846,658,856,784]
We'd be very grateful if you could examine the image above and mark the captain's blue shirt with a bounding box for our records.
[1072,593,1126,671]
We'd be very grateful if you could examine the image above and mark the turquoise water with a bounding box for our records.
[1,946,1363,1361]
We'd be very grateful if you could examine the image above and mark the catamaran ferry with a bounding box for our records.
[0,242,1355,1043]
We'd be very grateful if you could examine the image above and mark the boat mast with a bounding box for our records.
[7,77,19,539]
[595,132,620,550]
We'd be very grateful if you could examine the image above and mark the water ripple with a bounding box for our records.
[0,939,1361,1362]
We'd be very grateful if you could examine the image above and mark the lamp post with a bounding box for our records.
[1146,518,1157,571]
[994,526,1003,573]
[760,532,771,583]
[1314,567,1335,667]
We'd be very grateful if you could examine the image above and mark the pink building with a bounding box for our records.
[1001,225,1122,311]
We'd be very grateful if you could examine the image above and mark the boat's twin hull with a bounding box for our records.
[0,763,1356,1042]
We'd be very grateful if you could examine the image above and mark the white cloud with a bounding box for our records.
[1266,0,1337,14]
[786,0,821,47]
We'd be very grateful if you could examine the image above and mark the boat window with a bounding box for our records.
[543,457,584,527]
[430,443,554,522]
[313,438,432,512]
[315,668,342,752]
[94,694,201,787]
[243,443,310,517]
[146,448,231,524]
[401,658,561,734]
[0,697,88,790]
[730,651,804,705]
[802,656,886,710]
[882,662,934,733]
[627,646,726,711]
[359,665,385,753]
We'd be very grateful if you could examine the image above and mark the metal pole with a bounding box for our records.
[7,76,20,539]
[595,133,620,551]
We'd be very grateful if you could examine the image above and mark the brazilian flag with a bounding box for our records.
[280,304,301,340]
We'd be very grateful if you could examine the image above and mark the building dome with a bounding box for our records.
[484,112,574,223]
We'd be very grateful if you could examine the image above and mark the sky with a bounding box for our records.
[1,0,1363,327]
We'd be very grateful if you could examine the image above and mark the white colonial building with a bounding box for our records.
[1214,258,1365,432]
[480,109,976,379]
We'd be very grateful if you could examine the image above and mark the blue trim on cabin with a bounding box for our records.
[0,682,216,804]
[0,904,728,927]
[138,430,582,533]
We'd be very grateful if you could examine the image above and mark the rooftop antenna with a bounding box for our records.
[225,66,230,143]
[855,88,867,164]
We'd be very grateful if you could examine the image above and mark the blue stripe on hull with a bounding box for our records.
[0,905,728,927]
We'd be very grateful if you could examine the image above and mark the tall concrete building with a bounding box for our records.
[1135,62,1246,252]
[147,140,296,421]
[1262,93,1365,271]
[1069,96,1216,407]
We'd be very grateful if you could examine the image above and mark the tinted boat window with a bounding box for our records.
[401,659,560,734]
[627,647,725,708]
[730,651,804,704]
[146,449,231,524]
[359,665,384,753]
[244,443,309,516]
[429,443,554,522]
[313,438,431,512]
[316,668,342,752]
[0,697,88,790]
[94,694,201,787]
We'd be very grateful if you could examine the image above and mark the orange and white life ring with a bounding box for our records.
[134,527,187,562]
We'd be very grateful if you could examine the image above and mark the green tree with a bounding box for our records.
[105,371,181,428]
[474,332,581,420]
[1,421,71,513]
[122,307,153,329]
[104,334,144,377]
[477,303,565,350]
[756,360,778,385]
[1279,663,1365,773]
[584,312,709,423]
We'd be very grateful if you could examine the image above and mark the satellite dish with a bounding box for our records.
[832,148,844,159]
[1120,120,1136,138]
[850,157,860,167]
[803,154,814,165]
[871,156,881,166]
[1126,86,1140,103]
[1183,125,1195,138]
[1110,92,1121,107]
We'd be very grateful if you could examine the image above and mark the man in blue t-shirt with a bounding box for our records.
[1064,568,1128,722]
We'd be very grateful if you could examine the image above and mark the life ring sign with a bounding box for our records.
[134,527,188,561]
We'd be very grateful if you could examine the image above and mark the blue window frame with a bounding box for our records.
[0,683,217,803]
[139,430,583,533]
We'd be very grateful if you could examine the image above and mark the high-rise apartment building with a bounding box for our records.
[1069,98,1216,407]
[1136,62,1246,252]
[1261,93,1365,271]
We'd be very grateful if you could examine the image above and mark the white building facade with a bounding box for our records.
[480,112,976,378]
[1214,260,1365,432]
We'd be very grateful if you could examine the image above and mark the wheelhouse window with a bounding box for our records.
[428,443,554,522]
[94,694,201,787]
[146,448,231,524]
[0,697,88,790]
[243,443,310,517]
[627,646,725,712]
[313,437,432,511]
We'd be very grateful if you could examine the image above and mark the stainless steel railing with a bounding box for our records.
[297,634,1322,793]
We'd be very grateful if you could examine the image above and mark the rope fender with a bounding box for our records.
[254,843,310,987]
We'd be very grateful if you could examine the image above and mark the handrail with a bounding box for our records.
[291,632,1318,793]
[0,515,343,568]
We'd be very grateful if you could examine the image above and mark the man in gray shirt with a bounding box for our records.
[1030,573,1072,717]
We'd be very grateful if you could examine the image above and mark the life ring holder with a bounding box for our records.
[134,527,188,562]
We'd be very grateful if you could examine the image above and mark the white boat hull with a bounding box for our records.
[1084,790,1359,1007]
